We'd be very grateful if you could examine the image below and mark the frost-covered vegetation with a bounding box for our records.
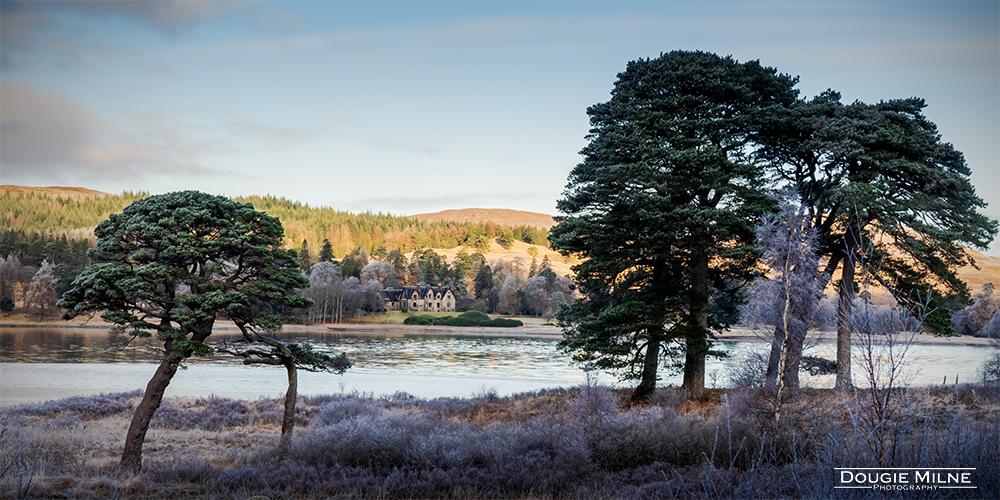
[2,386,997,499]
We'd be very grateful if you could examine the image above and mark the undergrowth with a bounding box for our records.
[1,384,997,499]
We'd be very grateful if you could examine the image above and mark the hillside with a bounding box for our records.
[0,185,107,200]
[957,247,1000,294]
[409,208,556,229]
[410,240,579,278]
[2,185,997,288]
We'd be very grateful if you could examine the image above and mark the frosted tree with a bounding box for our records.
[524,276,549,316]
[499,274,521,315]
[750,197,822,402]
[360,261,400,288]
[0,255,21,301]
[953,283,999,336]
[25,260,61,319]
[305,262,343,323]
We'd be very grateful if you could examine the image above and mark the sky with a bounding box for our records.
[1,1,998,253]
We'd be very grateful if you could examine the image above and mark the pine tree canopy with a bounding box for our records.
[58,190,311,342]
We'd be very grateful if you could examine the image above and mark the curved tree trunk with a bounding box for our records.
[121,321,213,472]
[120,348,181,472]
[279,357,297,460]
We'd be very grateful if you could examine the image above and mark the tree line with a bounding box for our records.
[1,189,548,262]
[299,246,574,323]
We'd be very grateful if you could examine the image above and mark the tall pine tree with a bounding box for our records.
[551,51,798,400]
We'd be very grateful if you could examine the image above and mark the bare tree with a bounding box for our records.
[0,256,21,302]
[498,274,521,316]
[24,260,60,320]
[305,262,343,324]
[749,199,823,421]
[953,283,999,336]
[362,279,384,312]
[845,247,925,467]
[745,198,823,393]
[15,264,36,305]
[524,276,549,316]
[360,261,400,288]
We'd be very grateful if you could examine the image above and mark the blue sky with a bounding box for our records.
[1,1,998,252]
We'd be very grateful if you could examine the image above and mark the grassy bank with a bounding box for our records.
[2,384,998,499]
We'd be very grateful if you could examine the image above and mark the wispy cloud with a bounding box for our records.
[0,81,241,184]
[1,0,241,69]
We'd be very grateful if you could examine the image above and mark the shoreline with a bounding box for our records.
[2,316,996,346]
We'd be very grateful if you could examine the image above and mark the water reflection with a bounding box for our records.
[0,328,582,382]
[1,327,995,390]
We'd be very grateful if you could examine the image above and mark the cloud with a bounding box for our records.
[65,0,239,30]
[0,81,238,184]
[1,0,235,42]
[1,0,241,68]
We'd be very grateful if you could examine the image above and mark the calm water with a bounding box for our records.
[1,327,995,405]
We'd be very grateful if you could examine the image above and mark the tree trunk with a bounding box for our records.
[783,325,804,389]
[836,245,855,391]
[279,358,297,460]
[683,249,710,400]
[632,339,660,403]
[121,321,213,473]
[764,325,783,389]
[120,349,181,472]
[683,334,708,399]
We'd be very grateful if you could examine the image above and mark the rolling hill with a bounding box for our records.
[2,185,998,289]
[409,208,556,229]
[0,185,107,200]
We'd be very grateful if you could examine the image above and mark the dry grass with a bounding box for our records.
[2,385,997,499]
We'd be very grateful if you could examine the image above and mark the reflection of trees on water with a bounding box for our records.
[3,328,993,386]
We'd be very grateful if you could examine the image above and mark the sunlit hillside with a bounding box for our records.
[2,185,996,287]
[410,208,556,229]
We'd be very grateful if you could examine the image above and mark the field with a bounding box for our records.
[2,382,998,499]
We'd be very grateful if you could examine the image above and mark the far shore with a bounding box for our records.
[2,314,996,347]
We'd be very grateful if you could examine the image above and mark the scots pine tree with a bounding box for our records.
[58,191,312,472]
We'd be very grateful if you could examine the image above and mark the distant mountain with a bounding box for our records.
[409,208,556,229]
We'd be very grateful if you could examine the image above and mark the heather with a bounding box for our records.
[2,384,998,499]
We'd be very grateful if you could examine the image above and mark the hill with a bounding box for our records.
[409,208,556,229]
[0,185,107,200]
[2,185,997,288]
[957,247,1000,294]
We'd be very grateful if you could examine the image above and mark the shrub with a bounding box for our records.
[403,315,436,325]
[982,352,1000,388]
[434,316,474,326]
[316,395,386,425]
[151,397,251,431]
[146,459,219,485]
[491,317,523,327]
[459,310,490,323]
[6,390,140,420]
